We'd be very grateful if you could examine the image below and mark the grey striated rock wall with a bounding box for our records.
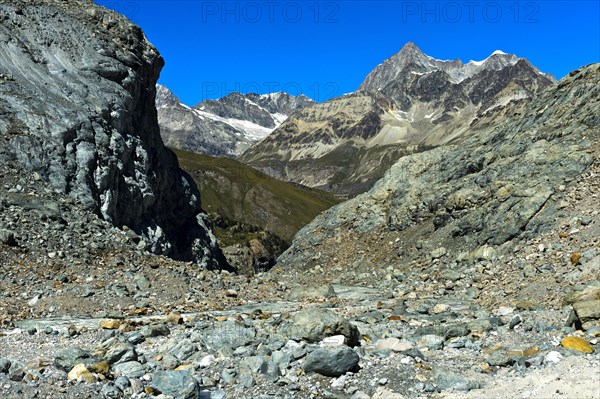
[0,0,225,268]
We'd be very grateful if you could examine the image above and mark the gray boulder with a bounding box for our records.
[0,358,11,374]
[54,347,97,372]
[433,367,480,391]
[152,370,200,399]
[112,361,146,378]
[567,299,600,331]
[303,347,360,377]
[0,229,16,246]
[282,308,360,347]
[199,320,256,352]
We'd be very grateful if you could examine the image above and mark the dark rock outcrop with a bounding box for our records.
[0,0,225,267]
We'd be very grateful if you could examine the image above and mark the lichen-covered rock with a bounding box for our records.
[0,0,225,268]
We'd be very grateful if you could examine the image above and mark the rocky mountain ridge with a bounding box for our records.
[241,43,556,195]
[279,63,600,275]
[157,85,315,157]
[360,43,555,90]
[0,0,224,267]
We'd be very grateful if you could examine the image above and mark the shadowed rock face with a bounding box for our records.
[0,0,225,268]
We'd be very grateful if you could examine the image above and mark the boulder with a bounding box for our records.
[282,309,360,347]
[152,370,200,399]
[303,347,360,377]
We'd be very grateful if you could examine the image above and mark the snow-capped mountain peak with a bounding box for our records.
[360,43,552,89]
[156,87,316,158]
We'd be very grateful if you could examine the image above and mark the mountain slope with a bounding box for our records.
[278,64,600,275]
[241,43,555,195]
[0,0,224,267]
[172,148,341,243]
[157,86,315,157]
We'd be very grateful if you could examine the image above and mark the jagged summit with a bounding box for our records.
[361,43,553,91]
[397,41,427,60]
[156,84,185,108]
[242,42,556,195]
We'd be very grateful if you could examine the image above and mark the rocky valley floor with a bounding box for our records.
[1,1,598,397]
[0,155,599,398]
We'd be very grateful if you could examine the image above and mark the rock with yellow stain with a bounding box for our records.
[89,361,110,376]
[68,364,97,383]
[570,252,582,265]
[561,336,594,353]
[482,343,502,355]
[164,312,183,325]
[506,346,540,357]
[480,364,493,373]
[100,319,121,330]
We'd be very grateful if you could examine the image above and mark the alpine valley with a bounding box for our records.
[0,1,598,399]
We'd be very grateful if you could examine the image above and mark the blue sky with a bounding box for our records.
[95,1,600,105]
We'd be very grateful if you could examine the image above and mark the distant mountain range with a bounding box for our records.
[156,86,315,157]
[240,42,556,195]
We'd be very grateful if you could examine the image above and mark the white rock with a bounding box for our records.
[27,295,40,307]
[284,340,302,351]
[432,303,450,314]
[544,351,563,364]
[375,337,414,352]
[400,357,412,364]
[494,306,514,316]
[199,355,215,368]
[320,335,346,348]
[351,391,371,399]
[331,375,347,390]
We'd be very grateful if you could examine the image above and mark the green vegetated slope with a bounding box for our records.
[172,148,342,243]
